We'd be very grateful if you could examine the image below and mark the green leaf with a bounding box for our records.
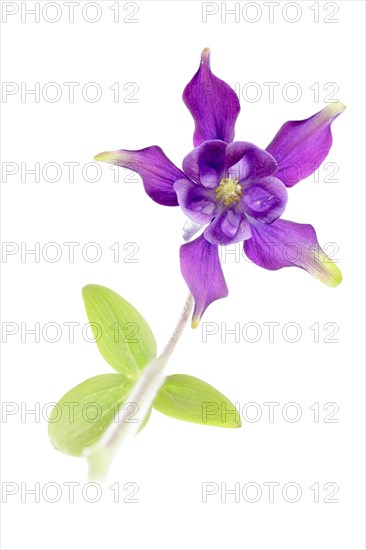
[153,374,242,428]
[82,285,157,378]
[48,374,139,456]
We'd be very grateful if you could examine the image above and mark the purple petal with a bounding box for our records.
[226,141,278,182]
[183,48,240,147]
[182,140,227,188]
[266,103,345,187]
[94,146,185,206]
[174,179,216,225]
[204,210,251,245]
[242,176,288,223]
[180,234,228,327]
[244,219,342,287]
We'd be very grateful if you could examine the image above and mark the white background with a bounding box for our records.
[1,1,365,549]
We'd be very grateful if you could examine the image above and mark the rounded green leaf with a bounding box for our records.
[153,374,242,428]
[82,285,157,378]
[48,374,137,456]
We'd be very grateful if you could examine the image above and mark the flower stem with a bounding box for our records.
[86,293,194,481]
[159,293,194,361]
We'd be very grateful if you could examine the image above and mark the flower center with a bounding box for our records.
[215,177,242,207]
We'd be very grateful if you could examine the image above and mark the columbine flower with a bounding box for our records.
[95,48,344,328]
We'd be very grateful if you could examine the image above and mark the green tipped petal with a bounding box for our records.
[244,219,343,288]
[94,150,122,164]
[308,249,342,287]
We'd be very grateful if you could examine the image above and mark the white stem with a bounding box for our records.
[86,294,194,481]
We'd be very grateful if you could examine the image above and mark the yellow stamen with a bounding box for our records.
[215,177,242,206]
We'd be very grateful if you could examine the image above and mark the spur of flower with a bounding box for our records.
[95,49,344,328]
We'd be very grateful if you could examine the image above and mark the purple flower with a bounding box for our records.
[95,49,344,328]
